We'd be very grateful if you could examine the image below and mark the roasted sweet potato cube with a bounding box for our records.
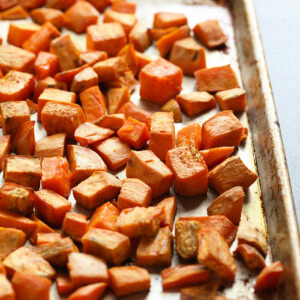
[70,67,98,94]
[139,58,182,105]
[207,186,244,224]
[0,273,15,299]
[216,88,246,113]
[156,196,176,230]
[177,123,202,149]
[19,0,46,10]
[108,266,150,297]
[129,21,151,53]
[126,150,173,198]
[200,146,234,168]
[31,7,65,30]
[0,5,28,21]
[89,202,120,231]
[62,212,87,242]
[153,12,187,29]
[0,135,10,170]
[80,50,107,65]
[36,232,63,245]
[193,20,227,48]
[82,228,130,265]
[34,51,59,80]
[29,214,55,244]
[35,133,66,158]
[4,155,41,190]
[0,0,17,11]
[195,65,239,92]
[93,137,131,171]
[96,114,125,132]
[68,252,108,288]
[117,206,165,238]
[197,230,237,281]
[149,26,177,41]
[56,274,75,295]
[161,99,182,123]
[107,87,130,114]
[112,1,136,14]
[65,1,99,34]
[34,76,67,101]
[41,102,86,140]
[46,0,75,10]
[208,156,258,193]
[135,51,152,75]
[68,282,107,300]
[3,247,55,278]
[161,264,210,289]
[255,261,284,291]
[12,271,51,300]
[73,171,121,210]
[34,189,71,227]
[26,99,38,114]
[117,43,138,76]
[180,281,220,300]
[55,64,89,88]
[87,22,127,57]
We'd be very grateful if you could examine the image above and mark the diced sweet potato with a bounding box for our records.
[35,133,66,158]
[29,214,55,244]
[107,87,130,114]
[12,120,35,155]
[34,51,59,80]
[36,232,63,245]
[161,264,210,289]
[180,280,220,300]
[19,0,46,10]
[26,99,38,114]
[62,212,88,242]
[80,50,107,65]
[34,76,67,101]
[153,12,187,29]
[0,0,17,11]
[92,137,131,171]
[139,58,182,105]
[106,73,137,99]
[149,27,177,41]
[56,275,75,295]
[65,1,99,34]
[31,7,65,30]
[156,196,176,230]
[0,273,15,300]
[3,247,55,278]
[4,155,41,190]
[89,202,120,232]
[82,228,130,265]
[255,261,284,291]
[70,67,98,94]
[166,145,208,196]
[34,189,71,227]
[68,282,107,300]
[112,1,136,14]
[46,0,75,10]
[41,102,86,140]
[108,266,150,296]
[200,146,234,168]
[118,44,138,75]
[0,135,10,170]
[135,51,152,75]
[197,230,237,281]
[96,114,125,132]
[129,21,151,53]
[177,123,202,149]
[207,186,244,224]
[7,22,40,47]
[87,22,127,57]
[193,20,227,48]
[208,156,258,194]
[161,99,182,123]
[0,5,28,20]
[216,88,246,113]
[73,171,121,210]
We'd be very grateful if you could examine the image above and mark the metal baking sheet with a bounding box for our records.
[0,0,299,299]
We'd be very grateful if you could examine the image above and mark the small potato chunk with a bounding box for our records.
[177,123,202,149]
[62,212,88,242]
[153,12,187,29]
[73,171,121,210]
[55,64,89,87]
[56,275,75,296]
[80,50,107,65]
[36,232,63,245]
[166,145,208,196]
[117,206,165,238]
[35,133,66,158]
[96,114,125,132]
[7,23,40,48]
[197,230,237,281]
[68,283,107,300]
[108,266,150,297]
[207,186,244,224]
[31,8,65,30]
[135,51,152,75]
[199,146,234,168]
[156,196,176,230]
[112,1,136,14]
[216,88,247,113]
[149,27,177,41]
[4,155,41,190]
[180,280,220,300]
[126,150,173,198]
[118,43,138,75]
[176,92,216,117]
[0,0,18,11]
[136,227,172,267]
[129,21,151,53]
[117,178,152,210]
[0,136,10,170]
[161,99,182,123]
[34,51,59,80]
[70,67,98,94]
[104,71,137,95]
[29,215,55,244]
[34,189,72,227]
[208,156,258,194]
[68,252,108,288]
[87,22,127,57]
[46,0,75,10]
[0,5,27,20]
[107,87,130,114]
[34,76,67,101]
[0,274,15,300]
[82,228,130,265]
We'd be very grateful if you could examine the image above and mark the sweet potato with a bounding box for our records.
[0,5,28,20]
[89,202,120,232]
[112,1,136,14]
[34,76,67,101]
[0,274,15,300]
[207,186,244,224]
[4,155,41,190]
[46,0,75,10]
[177,123,202,149]
[0,135,10,169]
[208,156,258,193]
[180,281,220,300]
[105,71,137,93]
[41,102,86,140]
[31,8,65,30]
[154,12,187,29]
[149,26,177,41]
[26,99,38,114]
[12,120,35,155]
[161,99,182,123]
[34,51,59,80]
[255,261,284,291]
[55,64,89,88]
[129,21,151,53]
[108,266,150,296]
[166,145,208,196]
[73,171,121,210]
[35,133,66,158]
[62,212,87,242]
[0,45,36,74]
[126,150,173,198]
[56,275,75,295]
[200,146,234,168]
[80,50,107,65]
[36,232,63,245]
[215,88,246,113]
[34,189,71,227]
[193,20,227,48]
[202,111,244,149]
[68,283,107,300]
[135,51,152,75]
[29,214,55,244]
[161,264,210,290]
[117,206,165,238]
[118,117,150,149]
[23,22,60,54]
[82,228,131,265]
[195,65,239,92]
[0,0,17,11]
[85,0,110,12]
[87,22,127,57]
[65,1,99,34]
[12,271,51,300]
[80,86,106,123]
[107,87,130,114]
[70,67,98,94]
[197,229,237,281]
[149,112,175,160]
[7,22,40,47]
[156,196,176,230]
[118,43,138,75]
[19,0,46,10]
[3,247,55,278]
[96,114,125,132]
[50,34,82,71]
[176,92,216,117]
[139,58,182,105]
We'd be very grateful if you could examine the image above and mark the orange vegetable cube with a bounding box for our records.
[176,91,216,117]
[112,1,136,14]
[135,51,152,75]
[156,196,176,230]
[62,212,88,242]
[68,282,107,300]
[180,281,220,300]
[80,50,107,65]
[153,12,187,29]
[103,71,137,92]
[0,135,10,170]
[35,133,66,158]
[26,99,38,114]
[36,232,63,245]
[118,43,138,75]
[34,189,71,227]
[199,146,234,168]
[0,273,15,300]
[193,20,227,48]
[215,88,247,113]
[108,266,150,297]
[177,123,202,149]
[107,87,130,114]
[31,7,65,30]
[149,27,177,41]
[34,76,67,101]
[0,5,28,20]
[46,0,75,10]
[139,58,183,105]
[56,275,75,295]
[161,99,182,123]
[19,0,46,10]
[34,51,59,80]
[73,171,121,210]
[7,22,40,47]
[96,114,125,132]
[29,214,55,244]
[0,0,17,11]
[129,21,151,53]
[70,67,98,94]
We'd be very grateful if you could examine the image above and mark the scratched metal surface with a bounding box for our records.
[0,0,298,299]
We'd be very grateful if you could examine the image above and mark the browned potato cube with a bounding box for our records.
[161,99,182,123]
[70,67,99,94]
[34,133,66,158]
